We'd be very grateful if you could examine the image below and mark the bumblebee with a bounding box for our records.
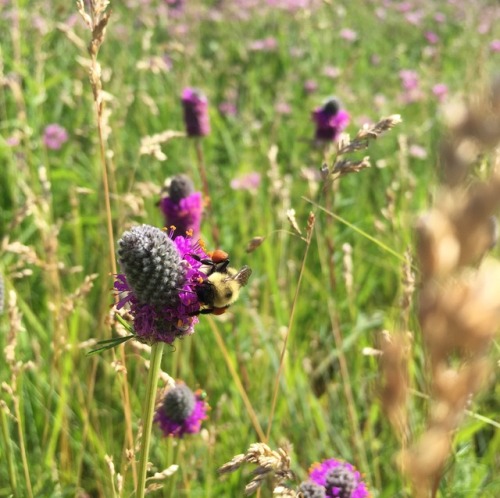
[191,250,252,315]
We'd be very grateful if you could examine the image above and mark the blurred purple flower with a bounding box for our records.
[230,172,261,191]
[308,458,369,498]
[432,83,448,102]
[399,70,423,103]
[5,134,20,147]
[43,124,68,150]
[165,0,185,15]
[404,10,423,26]
[304,79,318,94]
[249,37,278,52]
[490,40,500,53]
[312,98,350,142]
[181,88,210,137]
[275,101,292,115]
[399,70,419,91]
[219,101,238,117]
[409,144,427,159]
[425,31,439,44]
[434,12,446,23]
[159,174,203,239]
[339,28,358,42]
[155,383,209,438]
[323,66,341,79]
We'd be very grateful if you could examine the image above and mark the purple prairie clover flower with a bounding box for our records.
[115,225,210,344]
[219,101,238,117]
[432,83,448,102]
[155,383,209,438]
[181,88,211,137]
[312,98,350,142]
[304,79,318,94]
[230,172,261,191]
[490,40,500,53]
[159,174,203,239]
[248,36,278,52]
[425,31,439,44]
[43,124,68,150]
[339,28,358,42]
[308,458,369,498]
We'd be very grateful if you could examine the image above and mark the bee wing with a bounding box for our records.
[233,266,252,287]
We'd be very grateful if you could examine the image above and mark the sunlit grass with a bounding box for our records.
[1,0,499,497]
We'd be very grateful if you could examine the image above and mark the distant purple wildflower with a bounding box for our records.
[432,83,448,102]
[159,174,203,239]
[248,36,278,52]
[181,88,210,137]
[434,12,446,23]
[230,172,261,191]
[43,124,68,150]
[275,101,292,115]
[409,144,427,159]
[490,40,500,53]
[339,28,358,42]
[308,458,369,498]
[155,383,209,438]
[425,31,439,44]
[219,101,238,117]
[312,98,350,142]
[323,66,341,79]
[304,79,318,94]
[115,225,209,344]
[399,70,423,103]
[6,134,20,147]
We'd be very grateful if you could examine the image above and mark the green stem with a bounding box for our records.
[166,441,181,498]
[136,343,164,498]
[0,405,18,497]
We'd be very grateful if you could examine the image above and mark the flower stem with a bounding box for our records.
[0,406,18,497]
[194,139,220,246]
[136,343,165,498]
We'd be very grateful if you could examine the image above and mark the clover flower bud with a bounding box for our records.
[160,174,203,238]
[308,459,369,498]
[299,481,327,498]
[312,98,350,142]
[181,88,211,137]
[155,383,209,438]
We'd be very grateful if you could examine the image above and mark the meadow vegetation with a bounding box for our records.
[1,0,500,496]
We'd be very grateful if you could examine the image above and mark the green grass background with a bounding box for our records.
[1,0,499,496]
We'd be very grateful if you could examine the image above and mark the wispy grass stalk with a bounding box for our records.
[265,213,315,441]
[136,342,165,498]
[194,139,220,246]
[207,316,266,441]
[77,0,137,486]
[166,440,181,498]
[0,404,18,497]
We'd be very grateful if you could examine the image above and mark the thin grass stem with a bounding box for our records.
[207,317,266,441]
[194,139,220,246]
[0,406,18,497]
[265,215,315,442]
[13,394,33,498]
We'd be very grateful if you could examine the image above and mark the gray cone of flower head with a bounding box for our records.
[163,384,196,422]
[117,225,186,307]
[299,481,326,498]
[325,466,356,498]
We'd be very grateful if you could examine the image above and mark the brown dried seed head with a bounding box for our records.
[416,210,460,279]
